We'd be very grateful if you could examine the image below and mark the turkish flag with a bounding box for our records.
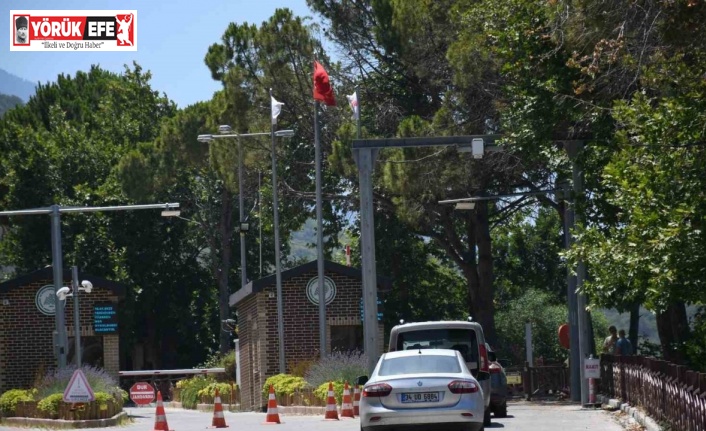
[313,61,336,106]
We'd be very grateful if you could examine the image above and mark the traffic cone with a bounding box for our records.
[340,382,354,418]
[152,391,173,431]
[323,382,339,420]
[353,385,361,416]
[263,384,281,424]
[209,388,229,428]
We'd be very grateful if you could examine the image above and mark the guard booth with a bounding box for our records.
[230,260,391,411]
[0,267,125,393]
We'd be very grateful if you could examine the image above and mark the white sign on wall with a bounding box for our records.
[306,276,336,305]
[35,284,56,315]
[584,357,601,379]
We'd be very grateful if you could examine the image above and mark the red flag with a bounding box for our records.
[313,61,336,106]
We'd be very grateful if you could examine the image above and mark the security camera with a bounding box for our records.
[81,280,93,293]
[56,286,71,300]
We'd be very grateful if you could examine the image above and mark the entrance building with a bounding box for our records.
[0,267,125,393]
[230,260,391,411]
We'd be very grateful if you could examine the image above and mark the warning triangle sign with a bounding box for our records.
[63,369,96,403]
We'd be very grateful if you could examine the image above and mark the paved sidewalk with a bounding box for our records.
[492,400,628,431]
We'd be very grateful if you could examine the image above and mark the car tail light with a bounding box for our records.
[479,343,490,373]
[448,380,479,394]
[363,383,392,397]
[489,363,502,374]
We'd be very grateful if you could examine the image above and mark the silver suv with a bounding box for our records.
[388,319,492,426]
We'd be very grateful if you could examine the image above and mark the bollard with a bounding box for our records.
[589,377,595,404]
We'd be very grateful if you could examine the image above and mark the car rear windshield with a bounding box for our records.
[396,328,479,367]
[378,355,462,376]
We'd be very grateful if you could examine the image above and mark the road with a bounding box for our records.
[0,401,628,431]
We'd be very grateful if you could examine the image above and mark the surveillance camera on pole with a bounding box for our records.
[56,286,71,301]
[81,280,93,293]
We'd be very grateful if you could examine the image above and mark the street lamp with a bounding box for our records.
[198,127,295,374]
[56,266,93,367]
[0,202,180,368]
[197,128,295,293]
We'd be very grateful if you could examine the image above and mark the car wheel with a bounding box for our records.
[484,408,491,426]
[495,403,508,418]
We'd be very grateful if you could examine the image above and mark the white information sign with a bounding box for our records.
[63,369,96,403]
[584,357,601,379]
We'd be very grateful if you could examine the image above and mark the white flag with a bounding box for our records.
[271,96,284,124]
[346,91,359,120]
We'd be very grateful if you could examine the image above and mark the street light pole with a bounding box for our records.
[71,265,81,367]
[238,138,248,289]
[50,205,68,368]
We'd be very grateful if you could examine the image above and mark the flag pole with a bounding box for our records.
[270,88,286,373]
[355,87,362,139]
[315,99,327,360]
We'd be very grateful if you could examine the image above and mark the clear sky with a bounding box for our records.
[1,0,314,107]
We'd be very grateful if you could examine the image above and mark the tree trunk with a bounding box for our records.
[629,302,640,354]
[656,301,689,364]
[474,202,496,346]
[218,187,235,354]
[463,214,479,316]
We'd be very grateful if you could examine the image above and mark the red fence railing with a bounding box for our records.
[600,354,706,431]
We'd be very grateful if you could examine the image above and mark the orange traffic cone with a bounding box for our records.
[341,382,354,418]
[209,388,229,428]
[353,385,361,416]
[152,391,173,431]
[263,384,281,424]
[323,382,339,420]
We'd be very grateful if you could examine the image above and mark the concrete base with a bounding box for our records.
[598,395,662,431]
[0,411,129,429]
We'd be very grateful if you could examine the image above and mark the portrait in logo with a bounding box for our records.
[115,13,133,46]
[15,15,29,44]
[35,285,57,315]
[306,276,336,306]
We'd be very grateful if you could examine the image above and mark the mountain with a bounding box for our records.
[0,69,36,102]
[0,93,24,117]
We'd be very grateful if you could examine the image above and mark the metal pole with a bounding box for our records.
[570,143,590,406]
[315,101,327,359]
[270,89,286,373]
[238,139,248,289]
[563,181,580,402]
[355,87,362,140]
[72,265,81,367]
[353,147,380,373]
[50,205,67,368]
[259,170,262,278]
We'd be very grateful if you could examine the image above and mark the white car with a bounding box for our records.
[358,348,485,431]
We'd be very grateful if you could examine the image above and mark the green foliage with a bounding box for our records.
[35,365,122,400]
[261,374,307,400]
[93,392,113,409]
[0,389,36,415]
[495,289,570,365]
[313,381,345,405]
[0,93,23,117]
[37,393,63,416]
[199,350,236,382]
[175,376,213,409]
[685,308,706,372]
[197,382,237,400]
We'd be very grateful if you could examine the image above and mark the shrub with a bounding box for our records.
[304,350,368,389]
[196,382,237,400]
[0,389,36,415]
[313,381,345,404]
[289,358,316,377]
[175,376,213,409]
[35,365,122,400]
[261,374,308,400]
[94,392,113,409]
[37,393,63,417]
[199,350,237,382]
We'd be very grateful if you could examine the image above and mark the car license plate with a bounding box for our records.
[401,392,439,403]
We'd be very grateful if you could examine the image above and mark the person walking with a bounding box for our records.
[616,329,633,355]
[602,325,618,354]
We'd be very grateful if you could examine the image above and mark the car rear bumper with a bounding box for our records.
[362,423,484,431]
[360,398,484,428]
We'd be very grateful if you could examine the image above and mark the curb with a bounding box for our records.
[598,395,662,431]
[0,411,128,429]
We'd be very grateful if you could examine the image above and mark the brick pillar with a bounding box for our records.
[103,335,120,378]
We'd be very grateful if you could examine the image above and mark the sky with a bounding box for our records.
[1,0,315,107]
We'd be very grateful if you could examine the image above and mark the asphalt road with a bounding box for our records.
[0,401,628,431]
